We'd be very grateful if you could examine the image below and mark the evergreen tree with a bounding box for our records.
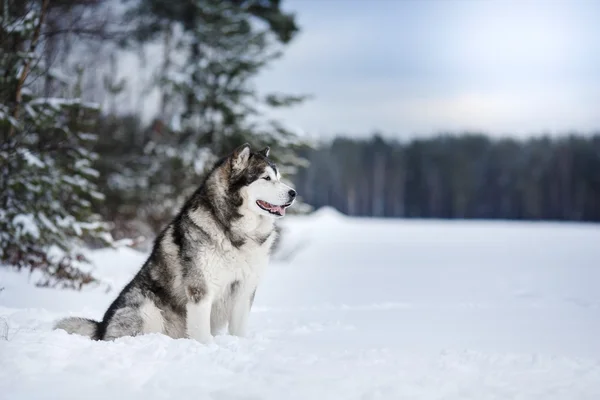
[1,0,113,289]
[108,0,312,228]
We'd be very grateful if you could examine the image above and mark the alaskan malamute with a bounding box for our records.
[55,144,296,342]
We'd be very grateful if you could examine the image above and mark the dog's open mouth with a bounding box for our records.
[256,200,291,217]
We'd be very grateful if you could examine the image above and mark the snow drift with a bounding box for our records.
[1,211,600,399]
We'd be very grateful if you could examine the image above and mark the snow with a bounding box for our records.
[62,174,91,189]
[28,97,101,111]
[78,133,98,141]
[17,148,45,168]
[1,211,600,399]
[37,213,58,234]
[4,10,38,33]
[74,159,100,178]
[11,214,40,239]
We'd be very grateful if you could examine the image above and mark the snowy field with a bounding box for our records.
[1,207,600,399]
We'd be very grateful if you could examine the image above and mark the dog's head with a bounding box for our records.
[226,143,296,218]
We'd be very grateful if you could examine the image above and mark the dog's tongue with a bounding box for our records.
[259,200,285,215]
[267,203,284,215]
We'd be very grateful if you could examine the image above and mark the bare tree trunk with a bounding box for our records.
[159,23,173,119]
[9,0,50,137]
[372,152,385,217]
[348,185,356,215]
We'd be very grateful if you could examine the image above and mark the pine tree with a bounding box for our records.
[1,0,113,289]
[114,0,313,227]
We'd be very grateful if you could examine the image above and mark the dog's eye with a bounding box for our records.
[263,176,271,181]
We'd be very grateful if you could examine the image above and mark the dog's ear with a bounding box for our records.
[259,146,270,158]
[231,143,251,172]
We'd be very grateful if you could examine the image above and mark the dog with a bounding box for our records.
[54,143,296,343]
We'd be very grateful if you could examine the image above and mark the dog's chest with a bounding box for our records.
[200,236,272,287]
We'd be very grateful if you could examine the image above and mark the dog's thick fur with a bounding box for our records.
[54,144,296,343]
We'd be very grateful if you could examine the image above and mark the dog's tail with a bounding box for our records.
[54,317,101,340]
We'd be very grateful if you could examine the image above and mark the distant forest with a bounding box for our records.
[293,133,600,222]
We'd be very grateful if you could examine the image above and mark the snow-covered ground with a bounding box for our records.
[2,207,600,399]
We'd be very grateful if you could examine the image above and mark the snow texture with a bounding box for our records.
[1,210,600,399]
[11,214,40,239]
[17,148,45,168]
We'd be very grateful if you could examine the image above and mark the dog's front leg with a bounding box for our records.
[186,285,213,344]
[228,287,254,337]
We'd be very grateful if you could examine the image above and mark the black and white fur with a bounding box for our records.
[54,144,296,343]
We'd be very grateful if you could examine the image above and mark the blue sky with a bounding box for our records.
[254,0,600,139]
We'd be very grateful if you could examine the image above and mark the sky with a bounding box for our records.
[252,0,600,140]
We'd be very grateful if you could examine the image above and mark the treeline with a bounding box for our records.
[294,133,600,222]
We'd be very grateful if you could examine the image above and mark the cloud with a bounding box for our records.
[254,0,600,139]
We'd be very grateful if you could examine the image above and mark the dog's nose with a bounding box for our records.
[288,189,297,199]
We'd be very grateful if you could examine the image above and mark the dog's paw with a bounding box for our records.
[187,332,214,345]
